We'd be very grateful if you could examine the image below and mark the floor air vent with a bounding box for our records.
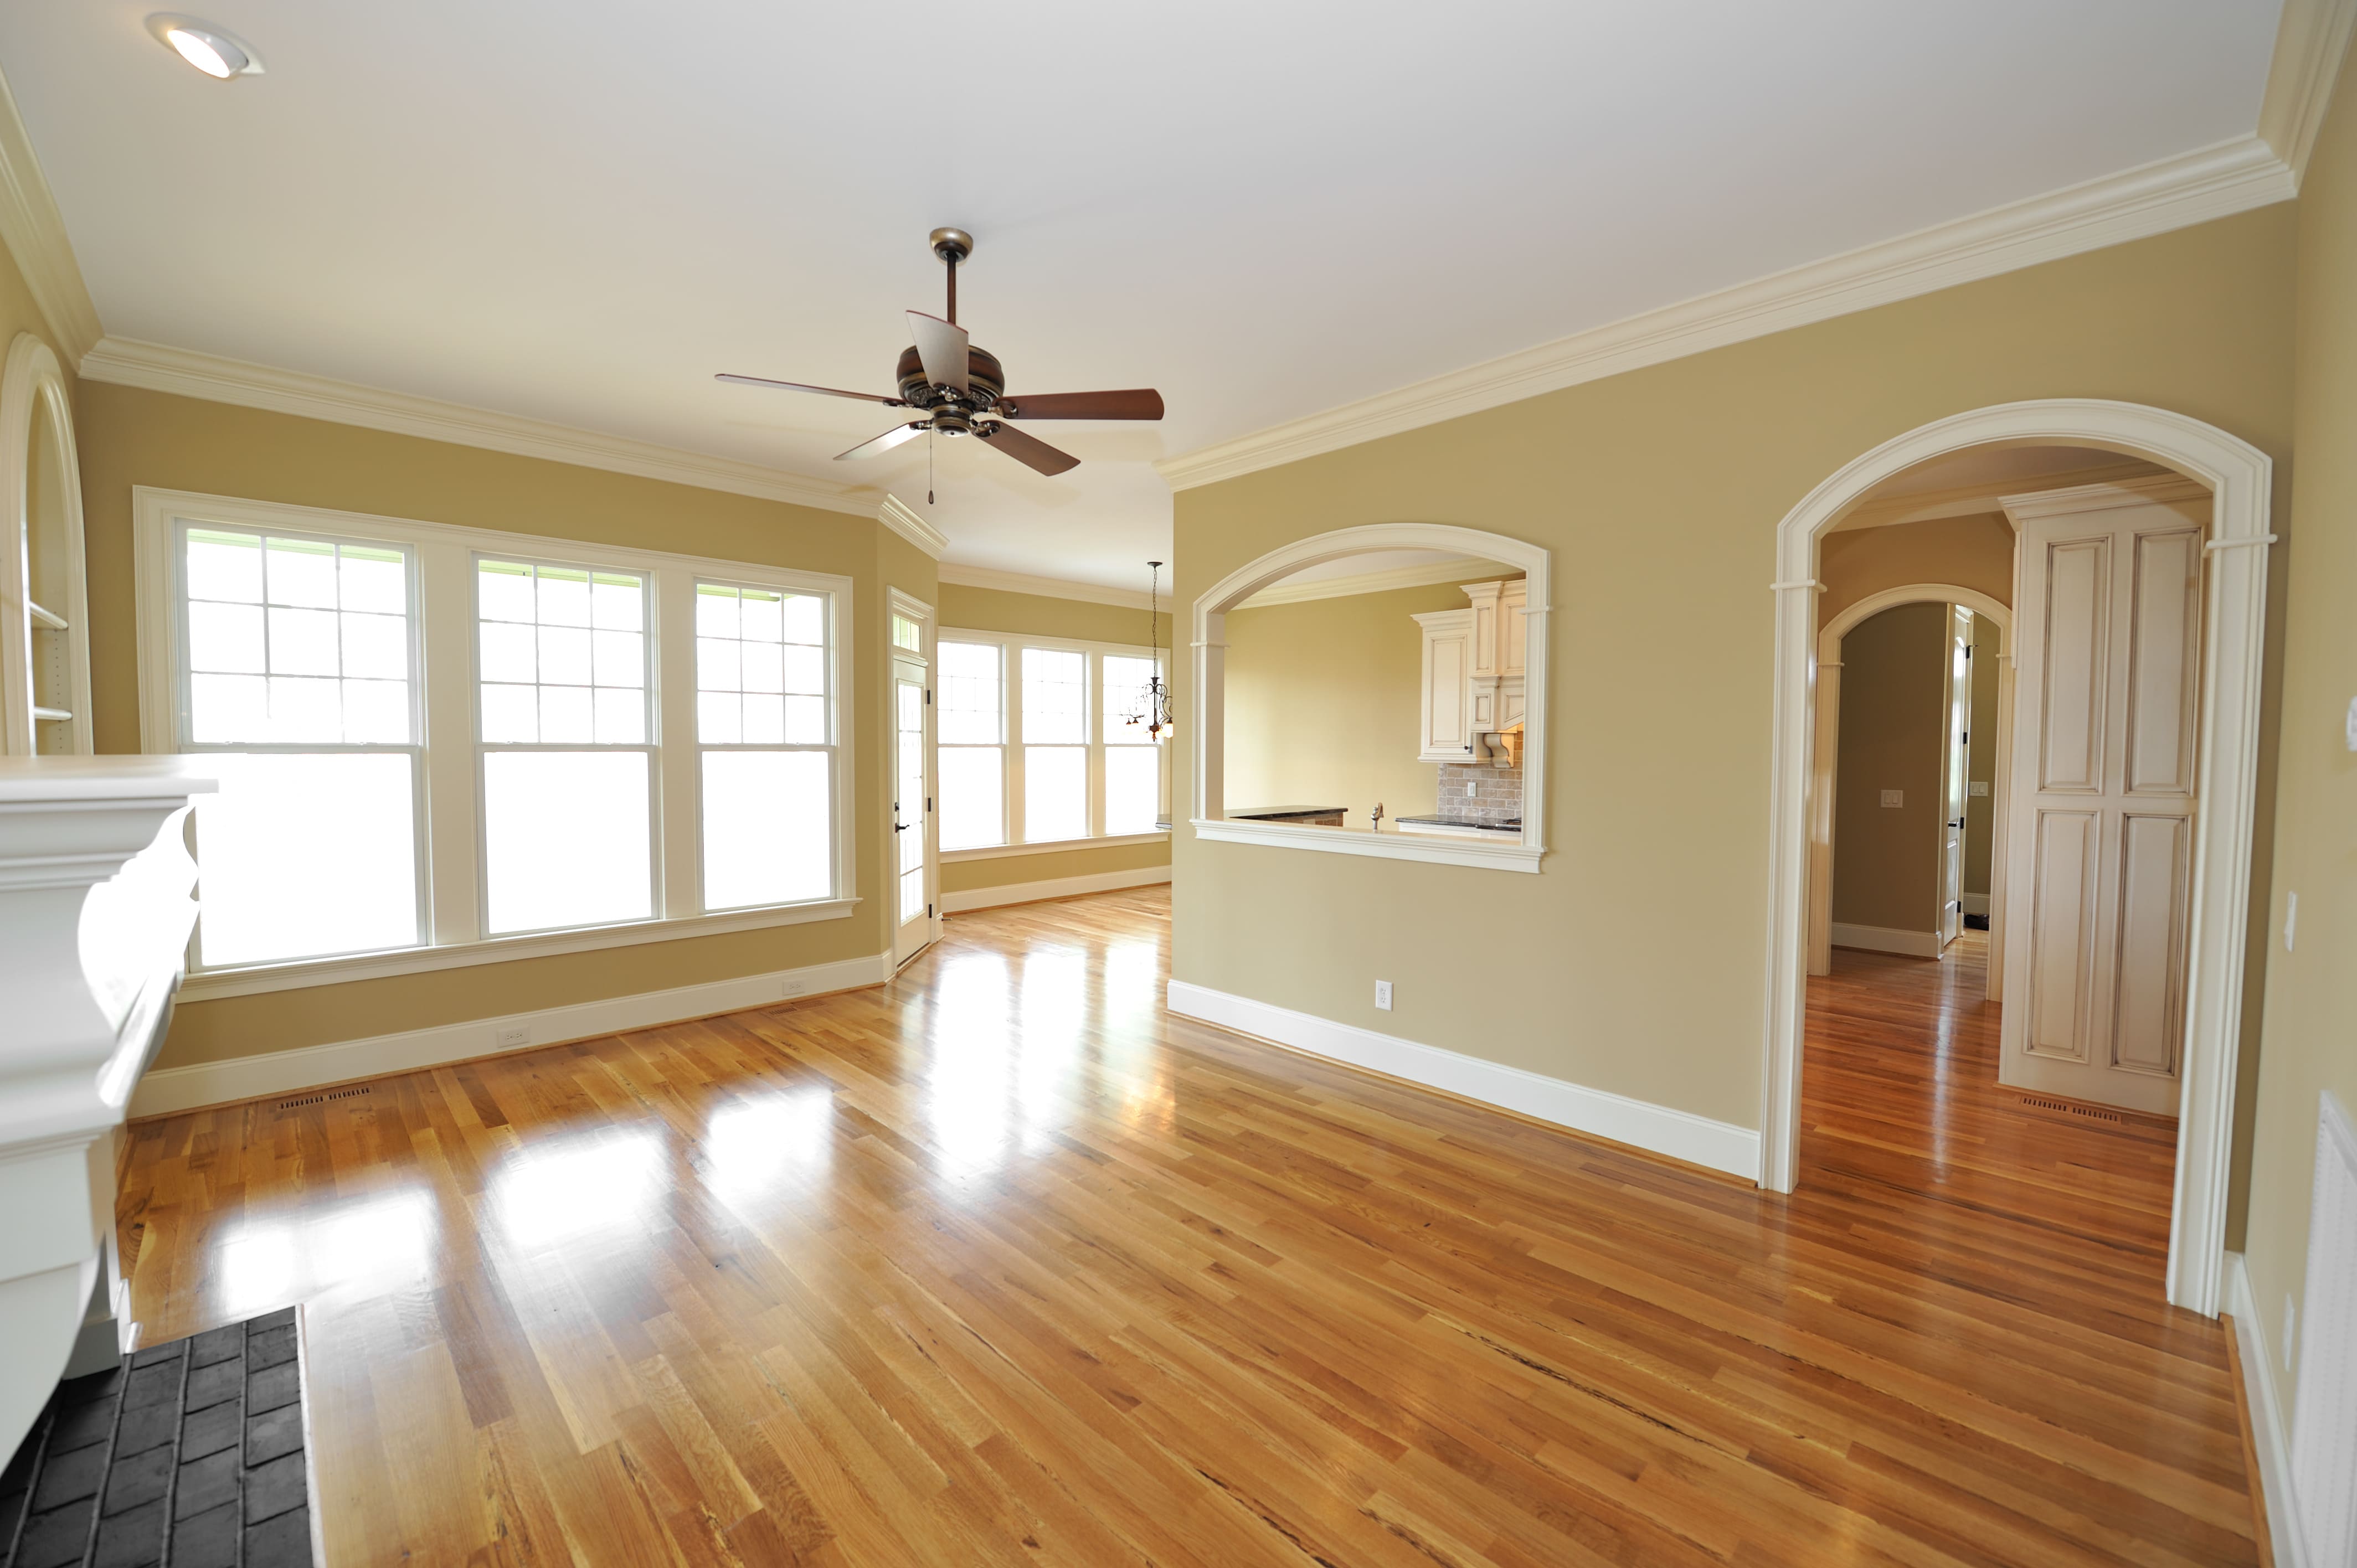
[274,1086,373,1112]
[2018,1094,2123,1125]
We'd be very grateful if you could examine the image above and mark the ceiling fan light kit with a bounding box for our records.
[718,228,1164,479]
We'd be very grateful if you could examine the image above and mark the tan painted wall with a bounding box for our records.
[1223,579,1513,827]
[2244,42,2357,1422]
[1963,612,1999,899]
[1831,604,1946,934]
[1818,512,2015,626]
[72,381,933,1071]
[1171,204,2296,1137]
[935,580,1172,895]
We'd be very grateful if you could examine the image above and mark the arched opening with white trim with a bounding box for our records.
[1191,523,1551,874]
[1761,399,2273,1317]
[1808,584,2013,991]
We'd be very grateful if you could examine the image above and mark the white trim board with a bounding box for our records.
[2261,0,2357,185]
[81,337,874,518]
[2225,1250,2304,1566]
[942,831,1169,864]
[942,865,1170,914]
[1156,136,2296,491]
[878,494,950,558]
[0,67,102,364]
[1828,924,1944,959]
[1165,980,1760,1180]
[935,563,1157,610]
[1234,558,1519,608]
[131,951,894,1120]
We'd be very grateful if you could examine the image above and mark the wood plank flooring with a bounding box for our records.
[115,893,2254,1566]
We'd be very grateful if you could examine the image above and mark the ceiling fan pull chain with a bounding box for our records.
[928,429,935,506]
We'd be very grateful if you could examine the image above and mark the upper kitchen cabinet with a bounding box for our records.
[1416,579,1526,761]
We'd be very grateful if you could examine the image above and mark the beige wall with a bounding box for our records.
[1831,604,1946,934]
[935,580,1172,895]
[1171,203,2297,1136]
[1818,512,2015,626]
[1223,578,1514,826]
[73,381,933,1071]
[1963,612,1999,899]
[2243,42,2357,1421]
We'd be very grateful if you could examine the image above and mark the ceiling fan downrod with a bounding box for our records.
[931,227,972,326]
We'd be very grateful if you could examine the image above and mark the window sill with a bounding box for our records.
[1188,818,1543,873]
[940,832,1171,864]
[179,896,863,1001]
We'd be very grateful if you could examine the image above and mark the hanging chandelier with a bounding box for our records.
[1125,560,1175,742]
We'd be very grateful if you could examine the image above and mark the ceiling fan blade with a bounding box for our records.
[907,312,970,394]
[974,420,1079,476]
[997,389,1164,421]
[717,372,906,406]
[833,422,929,461]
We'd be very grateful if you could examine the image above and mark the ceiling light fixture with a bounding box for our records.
[146,15,264,79]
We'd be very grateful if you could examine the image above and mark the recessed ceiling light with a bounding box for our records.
[145,14,264,79]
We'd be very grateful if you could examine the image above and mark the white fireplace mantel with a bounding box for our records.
[0,756,214,1461]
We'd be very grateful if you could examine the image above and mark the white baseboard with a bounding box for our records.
[1164,979,1760,1180]
[1830,922,1944,958]
[943,865,1170,914]
[2225,1250,2307,1566]
[130,951,894,1118]
[1959,893,1990,916]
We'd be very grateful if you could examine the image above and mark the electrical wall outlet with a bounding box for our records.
[1969,781,1989,797]
[494,1024,529,1048]
[1465,781,1477,797]
[1375,979,1393,1012]
[1880,789,1904,808]
[781,976,806,998]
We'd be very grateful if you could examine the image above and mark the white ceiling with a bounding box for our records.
[0,2,2284,591]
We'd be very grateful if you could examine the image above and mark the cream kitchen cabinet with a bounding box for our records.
[1416,579,1525,761]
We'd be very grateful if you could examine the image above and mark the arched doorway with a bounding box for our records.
[1760,399,2273,1316]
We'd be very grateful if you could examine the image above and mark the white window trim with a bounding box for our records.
[937,626,1172,858]
[132,486,860,998]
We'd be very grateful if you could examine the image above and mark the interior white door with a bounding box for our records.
[1998,486,2203,1114]
[892,656,935,966]
[1939,606,1971,947]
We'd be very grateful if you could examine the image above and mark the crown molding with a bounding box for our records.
[2260,0,2357,185]
[77,336,876,516]
[1157,135,2296,492]
[877,493,950,558]
[1829,459,2165,533]
[936,563,1156,610]
[0,64,102,364]
[1234,556,1517,608]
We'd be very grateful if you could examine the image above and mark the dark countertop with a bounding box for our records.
[1229,805,1347,821]
[1395,816,1521,832]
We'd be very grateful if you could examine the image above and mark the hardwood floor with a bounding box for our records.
[114,893,2256,1566]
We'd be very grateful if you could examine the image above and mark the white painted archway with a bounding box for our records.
[1761,399,2272,1318]
[1808,585,2012,991]
[1192,523,1552,874]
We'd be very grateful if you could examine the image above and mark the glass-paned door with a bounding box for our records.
[893,653,935,964]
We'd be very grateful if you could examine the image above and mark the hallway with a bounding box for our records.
[111,892,2258,1566]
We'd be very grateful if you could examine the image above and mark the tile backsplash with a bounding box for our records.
[1437,761,1522,825]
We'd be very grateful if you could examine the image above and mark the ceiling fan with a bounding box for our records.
[717,228,1164,478]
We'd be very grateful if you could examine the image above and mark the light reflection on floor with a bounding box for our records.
[489,1130,662,1247]
[209,1189,438,1319]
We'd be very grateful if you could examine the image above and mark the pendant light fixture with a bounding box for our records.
[1124,561,1175,742]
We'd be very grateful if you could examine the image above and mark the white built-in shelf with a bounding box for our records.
[27,601,66,631]
[32,707,71,723]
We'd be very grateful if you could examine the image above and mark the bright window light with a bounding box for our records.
[1024,745,1085,842]
[482,750,652,934]
[701,750,830,911]
[193,752,420,966]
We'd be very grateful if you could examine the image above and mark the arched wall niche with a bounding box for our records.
[0,333,92,756]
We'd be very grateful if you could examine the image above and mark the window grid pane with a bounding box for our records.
[1024,745,1087,843]
[1021,648,1087,744]
[939,746,1003,850]
[476,560,646,744]
[182,527,417,746]
[698,583,826,746]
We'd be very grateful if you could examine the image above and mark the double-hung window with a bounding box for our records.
[174,524,424,967]
[935,629,1167,852]
[138,491,855,991]
[475,558,654,935]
